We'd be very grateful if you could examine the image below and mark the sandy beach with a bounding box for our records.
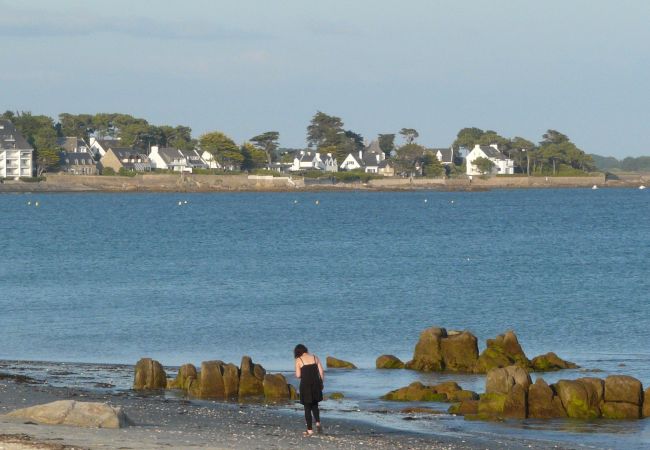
[0,376,575,450]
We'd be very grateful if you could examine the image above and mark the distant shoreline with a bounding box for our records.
[1,172,644,194]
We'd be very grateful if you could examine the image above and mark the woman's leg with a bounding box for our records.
[303,403,313,431]
[312,403,320,427]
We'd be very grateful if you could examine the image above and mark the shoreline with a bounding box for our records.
[0,378,569,450]
[1,172,642,194]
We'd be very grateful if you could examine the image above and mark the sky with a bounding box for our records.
[2,0,649,157]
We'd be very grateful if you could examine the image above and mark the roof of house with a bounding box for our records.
[61,151,95,165]
[365,140,382,154]
[56,137,89,153]
[363,152,382,167]
[378,159,393,168]
[94,139,121,150]
[109,147,150,161]
[0,119,33,150]
[432,148,453,163]
[479,145,507,160]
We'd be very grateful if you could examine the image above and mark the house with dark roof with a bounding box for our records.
[99,147,151,173]
[340,140,393,176]
[57,137,91,154]
[149,146,208,173]
[289,150,338,172]
[466,144,514,176]
[0,119,33,179]
[431,147,455,165]
[59,151,98,175]
[89,137,122,159]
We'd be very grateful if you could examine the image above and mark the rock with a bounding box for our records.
[440,331,479,372]
[643,388,650,418]
[531,352,578,371]
[601,401,641,420]
[194,360,226,399]
[528,378,566,419]
[328,392,345,400]
[401,406,444,414]
[604,375,643,405]
[579,377,604,403]
[133,358,167,390]
[238,356,265,398]
[289,384,299,401]
[553,379,600,419]
[503,383,527,419]
[477,392,507,417]
[477,331,530,373]
[263,373,291,399]
[485,366,531,395]
[382,382,447,402]
[170,363,197,390]
[376,355,405,369]
[405,327,446,371]
[6,400,129,428]
[326,356,357,369]
[448,400,479,415]
[222,363,240,398]
[448,390,480,402]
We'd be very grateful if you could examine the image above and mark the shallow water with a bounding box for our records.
[1,189,649,448]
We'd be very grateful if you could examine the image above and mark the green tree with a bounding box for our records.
[399,128,419,145]
[453,127,484,150]
[307,111,344,149]
[250,131,280,166]
[422,151,444,177]
[241,142,267,171]
[395,143,425,175]
[58,113,95,141]
[473,157,495,175]
[199,131,241,170]
[378,133,395,158]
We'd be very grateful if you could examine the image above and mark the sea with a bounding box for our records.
[1,189,649,448]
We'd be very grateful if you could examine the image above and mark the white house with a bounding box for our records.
[0,119,33,179]
[200,151,222,170]
[432,147,454,165]
[466,144,514,176]
[149,146,208,173]
[290,150,338,172]
[340,140,387,174]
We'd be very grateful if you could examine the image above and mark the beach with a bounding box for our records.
[0,374,575,450]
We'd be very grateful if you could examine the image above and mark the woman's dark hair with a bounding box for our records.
[294,344,308,359]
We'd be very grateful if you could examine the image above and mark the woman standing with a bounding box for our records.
[294,344,324,436]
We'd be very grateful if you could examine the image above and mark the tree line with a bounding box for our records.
[590,154,650,172]
[2,109,600,177]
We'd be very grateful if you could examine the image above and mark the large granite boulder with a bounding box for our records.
[528,378,567,419]
[644,388,650,418]
[553,379,601,419]
[531,352,578,371]
[405,327,446,371]
[481,365,532,419]
[440,331,479,372]
[601,375,642,419]
[477,331,530,373]
[382,381,477,402]
[222,363,240,398]
[376,355,405,369]
[169,363,197,390]
[326,356,357,369]
[191,360,226,399]
[485,366,531,395]
[133,358,167,390]
[263,373,292,400]
[238,356,265,398]
[6,400,129,428]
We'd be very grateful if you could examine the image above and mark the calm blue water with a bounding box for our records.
[1,189,649,448]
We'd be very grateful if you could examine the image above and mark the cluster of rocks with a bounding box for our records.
[382,381,478,403]
[377,327,578,374]
[133,357,297,401]
[449,365,650,421]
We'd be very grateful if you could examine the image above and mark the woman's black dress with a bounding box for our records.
[299,360,323,405]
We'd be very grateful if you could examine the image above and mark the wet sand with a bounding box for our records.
[0,380,572,450]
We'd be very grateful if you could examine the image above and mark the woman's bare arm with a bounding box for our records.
[316,356,324,381]
[295,358,302,378]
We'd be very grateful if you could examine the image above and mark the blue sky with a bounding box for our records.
[2,0,649,157]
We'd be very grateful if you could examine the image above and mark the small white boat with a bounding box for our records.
[639,185,646,190]
[592,185,598,190]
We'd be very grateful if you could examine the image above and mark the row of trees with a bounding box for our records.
[590,154,650,172]
[2,109,597,177]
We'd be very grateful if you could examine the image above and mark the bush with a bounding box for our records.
[19,176,46,182]
[332,170,382,183]
[118,167,137,177]
[102,167,116,176]
[192,168,241,175]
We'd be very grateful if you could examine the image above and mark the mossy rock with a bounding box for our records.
[554,380,600,419]
[169,363,197,390]
[448,390,479,402]
[328,392,345,400]
[407,327,446,372]
[531,352,578,372]
[601,401,641,420]
[448,400,479,416]
[376,355,405,369]
[238,356,265,398]
[326,356,357,369]
[263,373,291,400]
[133,358,167,390]
[643,388,650,418]
[401,406,445,414]
[382,382,447,402]
[477,392,507,417]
